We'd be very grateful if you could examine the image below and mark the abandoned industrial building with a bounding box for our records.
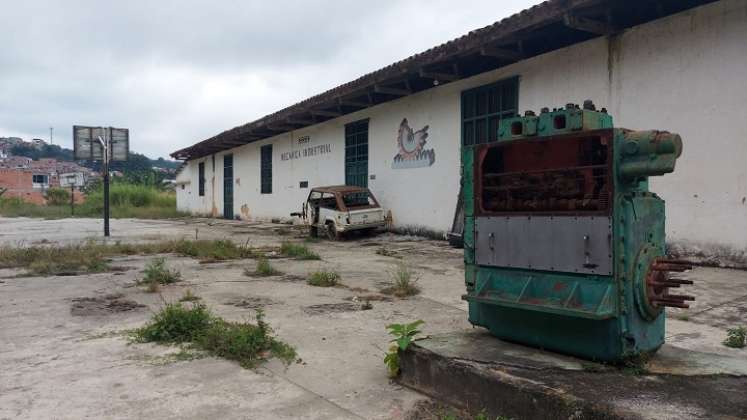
[172,0,747,252]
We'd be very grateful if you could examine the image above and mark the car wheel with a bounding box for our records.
[326,223,339,241]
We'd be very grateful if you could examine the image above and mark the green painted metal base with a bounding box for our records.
[463,263,666,362]
[467,301,664,362]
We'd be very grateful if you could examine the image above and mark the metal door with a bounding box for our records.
[345,120,368,187]
[223,154,234,219]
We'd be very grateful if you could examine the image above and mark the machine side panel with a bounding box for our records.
[475,216,612,275]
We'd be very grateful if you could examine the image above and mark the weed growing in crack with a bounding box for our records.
[723,326,746,349]
[246,257,280,277]
[131,303,296,368]
[280,242,320,260]
[381,261,420,297]
[307,270,340,287]
[140,257,181,292]
[179,289,201,302]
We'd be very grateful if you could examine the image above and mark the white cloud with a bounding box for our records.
[0,0,535,159]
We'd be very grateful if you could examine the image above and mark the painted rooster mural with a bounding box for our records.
[392,118,436,169]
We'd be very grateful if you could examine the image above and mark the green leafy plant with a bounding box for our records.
[723,326,746,349]
[384,320,424,378]
[307,270,340,287]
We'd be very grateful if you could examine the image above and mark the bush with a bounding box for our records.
[307,270,340,287]
[45,188,71,206]
[280,242,320,260]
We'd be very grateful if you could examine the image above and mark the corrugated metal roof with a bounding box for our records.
[171,0,716,160]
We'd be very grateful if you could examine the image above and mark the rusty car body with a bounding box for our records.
[292,185,385,239]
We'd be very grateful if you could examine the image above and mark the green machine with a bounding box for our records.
[462,101,694,362]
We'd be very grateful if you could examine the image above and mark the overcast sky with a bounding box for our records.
[0,0,535,160]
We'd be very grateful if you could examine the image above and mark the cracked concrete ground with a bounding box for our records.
[0,217,745,420]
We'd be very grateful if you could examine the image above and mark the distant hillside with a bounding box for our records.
[9,143,180,173]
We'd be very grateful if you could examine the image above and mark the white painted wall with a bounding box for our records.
[178,0,747,249]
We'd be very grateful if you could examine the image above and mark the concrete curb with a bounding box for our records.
[398,343,747,420]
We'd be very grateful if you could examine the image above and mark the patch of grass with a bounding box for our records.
[0,239,257,275]
[141,257,181,286]
[0,183,186,220]
[280,241,320,260]
[132,303,296,368]
[723,326,746,349]
[167,239,256,262]
[179,289,201,302]
[0,242,111,276]
[380,262,420,297]
[132,302,213,343]
[388,224,446,241]
[303,236,321,244]
[246,257,280,277]
[307,270,340,287]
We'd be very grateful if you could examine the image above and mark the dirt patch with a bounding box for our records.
[70,293,145,316]
[302,302,372,315]
[358,242,381,247]
[415,265,448,275]
[279,274,307,282]
[344,294,392,302]
[225,296,277,309]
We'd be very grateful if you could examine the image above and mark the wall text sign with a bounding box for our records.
[281,144,332,161]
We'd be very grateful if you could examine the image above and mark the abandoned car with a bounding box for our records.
[292,186,386,239]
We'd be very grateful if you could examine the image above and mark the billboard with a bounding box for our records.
[73,126,129,161]
[59,172,86,188]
